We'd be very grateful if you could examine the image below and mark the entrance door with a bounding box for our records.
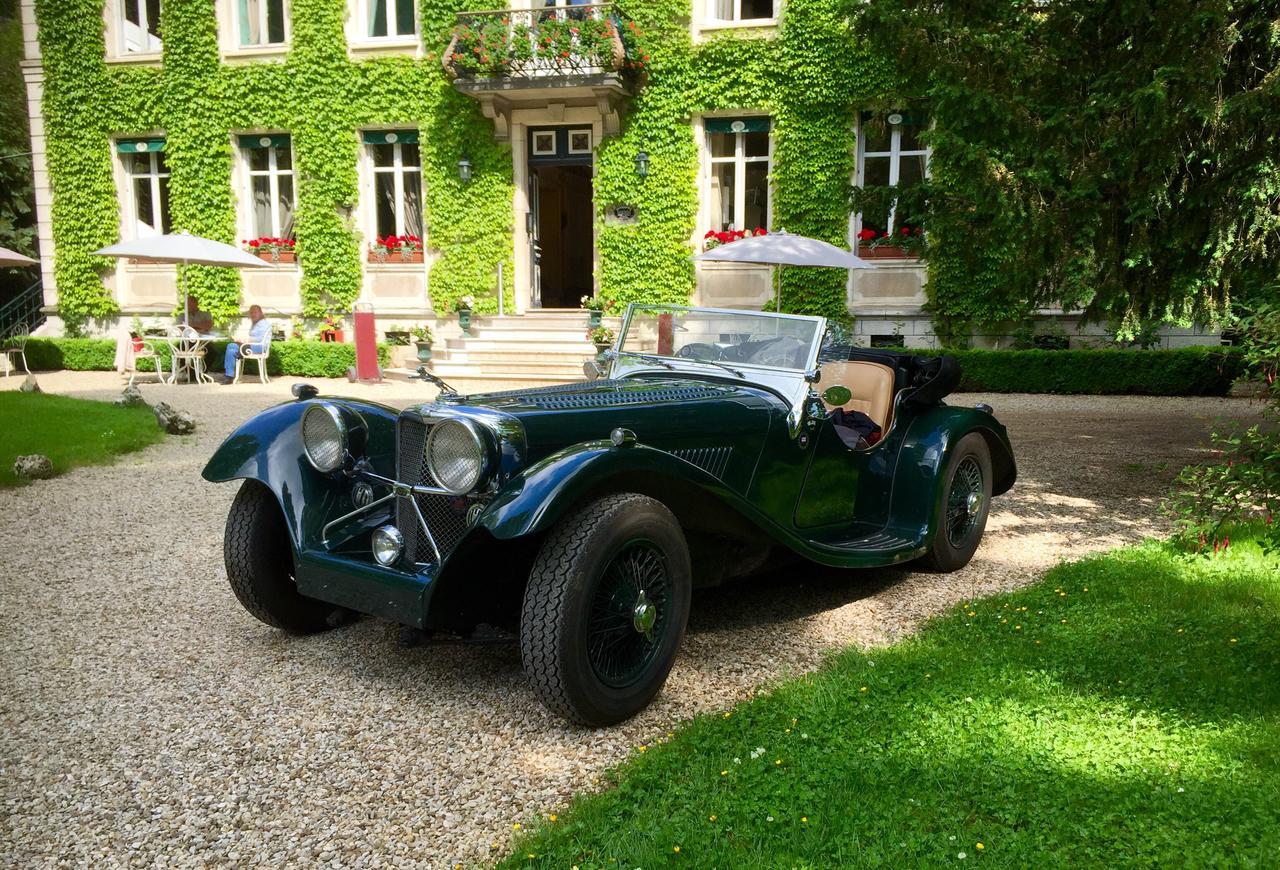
[528,126,594,309]
[528,169,542,309]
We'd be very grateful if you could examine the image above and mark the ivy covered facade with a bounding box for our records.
[16,0,1223,348]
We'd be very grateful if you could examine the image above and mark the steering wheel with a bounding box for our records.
[677,342,722,360]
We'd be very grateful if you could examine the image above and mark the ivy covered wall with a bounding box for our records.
[32,0,902,330]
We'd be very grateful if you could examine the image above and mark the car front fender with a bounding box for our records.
[201,397,399,550]
[477,440,750,541]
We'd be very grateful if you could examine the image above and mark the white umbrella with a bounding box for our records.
[0,246,38,267]
[693,230,875,311]
[94,231,270,326]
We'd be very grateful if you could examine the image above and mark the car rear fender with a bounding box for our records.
[890,405,1017,543]
[201,398,399,549]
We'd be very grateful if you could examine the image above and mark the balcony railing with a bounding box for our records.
[444,4,639,81]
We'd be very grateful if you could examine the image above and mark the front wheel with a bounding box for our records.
[224,481,333,634]
[920,432,993,572]
[520,493,692,726]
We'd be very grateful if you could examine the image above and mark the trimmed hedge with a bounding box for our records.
[916,347,1246,396]
[24,338,390,380]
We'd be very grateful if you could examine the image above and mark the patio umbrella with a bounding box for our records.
[94,231,270,326]
[0,246,38,267]
[693,230,876,311]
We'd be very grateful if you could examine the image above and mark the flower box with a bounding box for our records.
[320,329,346,343]
[254,250,296,264]
[367,249,425,264]
[857,245,917,260]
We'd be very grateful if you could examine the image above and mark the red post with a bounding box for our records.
[353,303,381,383]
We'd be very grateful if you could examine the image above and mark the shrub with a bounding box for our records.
[24,338,389,378]
[913,347,1245,396]
[1165,303,1280,552]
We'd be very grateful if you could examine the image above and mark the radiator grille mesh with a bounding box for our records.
[395,417,473,566]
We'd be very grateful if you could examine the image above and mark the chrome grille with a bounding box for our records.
[395,416,475,566]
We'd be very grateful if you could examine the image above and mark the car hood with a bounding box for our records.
[415,377,779,456]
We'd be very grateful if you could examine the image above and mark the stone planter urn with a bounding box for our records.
[588,309,603,329]
[415,341,433,363]
[593,342,612,361]
[458,308,472,335]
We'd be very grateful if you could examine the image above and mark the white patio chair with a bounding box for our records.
[168,326,213,384]
[233,329,272,385]
[128,336,167,386]
[1,323,30,377]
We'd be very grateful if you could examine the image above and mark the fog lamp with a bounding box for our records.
[372,525,404,567]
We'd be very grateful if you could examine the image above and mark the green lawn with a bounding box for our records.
[505,530,1280,867]
[0,392,166,486]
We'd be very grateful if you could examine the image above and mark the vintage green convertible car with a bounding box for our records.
[204,305,1014,724]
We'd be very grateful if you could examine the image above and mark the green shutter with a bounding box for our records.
[238,134,291,150]
[705,117,771,134]
[116,137,166,154]
[861,110,929,127]
[361,130,419,145]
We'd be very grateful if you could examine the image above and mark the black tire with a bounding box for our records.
[520,493,692,726]
[920,432,993,572]
[224,480,332,634]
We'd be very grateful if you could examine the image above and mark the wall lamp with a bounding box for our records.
[458,156,473,184]
[634,150,649,179]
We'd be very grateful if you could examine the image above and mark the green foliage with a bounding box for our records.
[853,0,1280,330]
[1166,301,1280,550]
[23,337,389,378]
[31,0,515,324]
[0,392,166,486]
[504,531,1280,865]
[918,347,1246,396]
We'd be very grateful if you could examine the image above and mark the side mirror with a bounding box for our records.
[583,360,606,381]
[821,384,852,407]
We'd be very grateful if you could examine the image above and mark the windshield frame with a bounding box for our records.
[608,304,827,436]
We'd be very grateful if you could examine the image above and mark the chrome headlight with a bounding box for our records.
[426,419,488,494]
[301,404,347,473]
[372,525,404,567]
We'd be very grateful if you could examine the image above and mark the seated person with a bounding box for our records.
[221,305,270,385]
[183,297,214,334]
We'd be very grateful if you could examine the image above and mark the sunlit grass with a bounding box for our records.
[0,392,165,486]
[504,530,1280,866]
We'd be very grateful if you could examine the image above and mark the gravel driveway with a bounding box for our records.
[1,372,1262,867]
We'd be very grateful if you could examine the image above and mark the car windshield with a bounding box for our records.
[618,306,822,373]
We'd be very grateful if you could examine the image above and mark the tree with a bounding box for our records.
[0,0,38,301]
[852,0,1280,332]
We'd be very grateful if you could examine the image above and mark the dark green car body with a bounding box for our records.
[203,348,1015,635]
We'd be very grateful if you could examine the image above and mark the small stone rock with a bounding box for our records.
[19,374,40,393]
[115,385,147,407]
[152,401,196,435]
[13,453,54,479]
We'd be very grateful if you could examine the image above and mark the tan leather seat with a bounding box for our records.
[821,360,896,431]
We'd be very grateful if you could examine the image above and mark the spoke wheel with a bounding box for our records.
[520,493,692,726]
[945,456,984,548]
[588,540,671,689]
[920,433,993,573]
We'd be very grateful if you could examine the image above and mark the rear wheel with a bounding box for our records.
[920,432,993,572]
[224,480,332,634]
[520,493,692,725]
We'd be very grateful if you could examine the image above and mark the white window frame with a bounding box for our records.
[567,129,592,155]
[118,0,164,55]
[855,113,931,236]
[241,136,296,239]
[704,0,777,24]
[235,0,290,47]
[121,145,170,239]
[364,132,424,243]
[704,118,773,234]
[358,0,418,41]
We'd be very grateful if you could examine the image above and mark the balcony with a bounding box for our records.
[443,4,641,140]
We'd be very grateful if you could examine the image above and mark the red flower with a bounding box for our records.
[704,230,716,239]
[900,227,911,236]
[856,228,877,241]
[754,227,767,236]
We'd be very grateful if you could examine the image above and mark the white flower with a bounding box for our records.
[766,816,774,822]
[733,757,741,764]
[958,852,967,860]
[1177,787,1185,793]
